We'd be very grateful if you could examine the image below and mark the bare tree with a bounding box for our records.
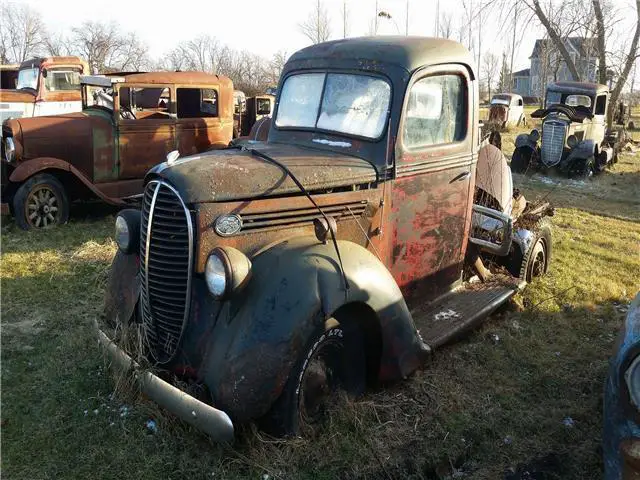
[439,11,454,39]
[71,21,150,73]
[299,0,331,45]
[342,0,350,38]
[523,0,640,124]
[0,2,45,63]
[483,52,500,99]
[43,31,73,57]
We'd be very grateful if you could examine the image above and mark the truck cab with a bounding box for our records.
[0,56,89,129]
[99,37,552,441]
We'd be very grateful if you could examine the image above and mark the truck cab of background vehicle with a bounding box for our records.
[0,56,89,129]
[99,37,552,442]
[511,81,619,177]
[0,64,19,89]
[1,71,234,229]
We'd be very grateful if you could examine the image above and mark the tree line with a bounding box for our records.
[0,2,286,96]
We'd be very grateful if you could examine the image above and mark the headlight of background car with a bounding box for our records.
[567,134,578,149]
[529,129,540,143]
[625,354,640,410]
[205,246,252,299]
[114,209,141,254]
[3,136,15,162]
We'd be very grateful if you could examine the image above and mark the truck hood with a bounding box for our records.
[150,142,379,204]
[0,89,36,103]
[7,113,92,162]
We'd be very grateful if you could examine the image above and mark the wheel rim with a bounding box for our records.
[298,339,343,432]
[26,186,59,228]
[529,240,547,279]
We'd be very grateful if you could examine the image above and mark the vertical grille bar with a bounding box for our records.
[139,180,193,364]
[541,120,566,167]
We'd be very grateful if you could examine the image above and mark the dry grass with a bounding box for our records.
[1,154,639,478]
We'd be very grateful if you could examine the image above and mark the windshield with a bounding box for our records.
[490,95,510,106]
[276,72,391,139]
[17,67,39,90]
[545,91,593,109]
[44,69,81,91]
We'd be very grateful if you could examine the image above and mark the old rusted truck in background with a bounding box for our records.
[0,64,19,89]
[232,91,275,138]
[511,81,621,178]
[1,71,234,229]
[0,56,89,129]
[99,36,553,441]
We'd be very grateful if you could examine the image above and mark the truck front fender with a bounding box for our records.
[560,139,596,171]
[514,133,537,151]
[203,237,428,422]
[8,157,125,205]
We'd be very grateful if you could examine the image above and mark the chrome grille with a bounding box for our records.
[140,180,193,364]
[541,120,566,167]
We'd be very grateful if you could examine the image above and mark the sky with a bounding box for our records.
[15,0,639,75]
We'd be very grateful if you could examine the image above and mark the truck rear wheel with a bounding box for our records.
[261,322,366,437]
[12,174,69,230]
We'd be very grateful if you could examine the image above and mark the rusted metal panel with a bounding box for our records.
[151,142,378,204]
[194,188,384,272]
[118,119,175,180]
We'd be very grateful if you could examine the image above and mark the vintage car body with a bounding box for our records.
[604,293,640,479]
[0,56,89,129]
[1,71,234,228]
[488,93,525,128]
[0,64,19,89]
[232,90,247,138]
[512,81,619,178]
[99,37,552,442]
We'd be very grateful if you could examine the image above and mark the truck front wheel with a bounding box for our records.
[12,174,69,230]
[261,322,366,437]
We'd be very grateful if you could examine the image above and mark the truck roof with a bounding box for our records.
[547,81,608,95]
[287,36,476,77]
[18,56,86,69]
[121,71,233,88]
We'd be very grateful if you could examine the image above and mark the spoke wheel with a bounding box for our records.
[12,174,69,231]
[26,186,60,228]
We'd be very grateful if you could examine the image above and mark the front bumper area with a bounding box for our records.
[96,323,234,442]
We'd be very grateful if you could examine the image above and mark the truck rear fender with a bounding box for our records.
[203,237,428,422]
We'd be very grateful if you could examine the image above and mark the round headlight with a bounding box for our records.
[115,216,130,251]
[529,129,540,143]
[4,136,16,163]
[114,209,141,254]
[567,134,578,149]
[205,247,252,299]
[625,355,640,410]
[205,253,228,298]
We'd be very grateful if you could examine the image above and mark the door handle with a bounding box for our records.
[450,171,471,183]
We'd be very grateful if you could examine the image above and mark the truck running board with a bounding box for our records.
[412,277,525,349]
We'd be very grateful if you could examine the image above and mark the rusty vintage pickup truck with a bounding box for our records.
[1,71,234,229]
[99,36,553,441]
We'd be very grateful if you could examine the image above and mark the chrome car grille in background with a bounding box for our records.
[541,120,566,167]
[140,180,193,364]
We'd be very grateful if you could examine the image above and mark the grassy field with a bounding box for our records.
[2,150,639,478]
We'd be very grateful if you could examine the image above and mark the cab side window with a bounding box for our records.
[119,86,171,120]
[595,94,607,115]
[177,88,218,118]
[403,74,466,148]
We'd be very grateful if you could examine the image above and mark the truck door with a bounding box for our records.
[117,85,175,180]
[175,86,231,155]
[390,64,475,302]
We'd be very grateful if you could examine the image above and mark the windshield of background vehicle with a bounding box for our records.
[276,72,391,139]
[17,68,39,90]
[45,69,81,91]
[545,91,593,109]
